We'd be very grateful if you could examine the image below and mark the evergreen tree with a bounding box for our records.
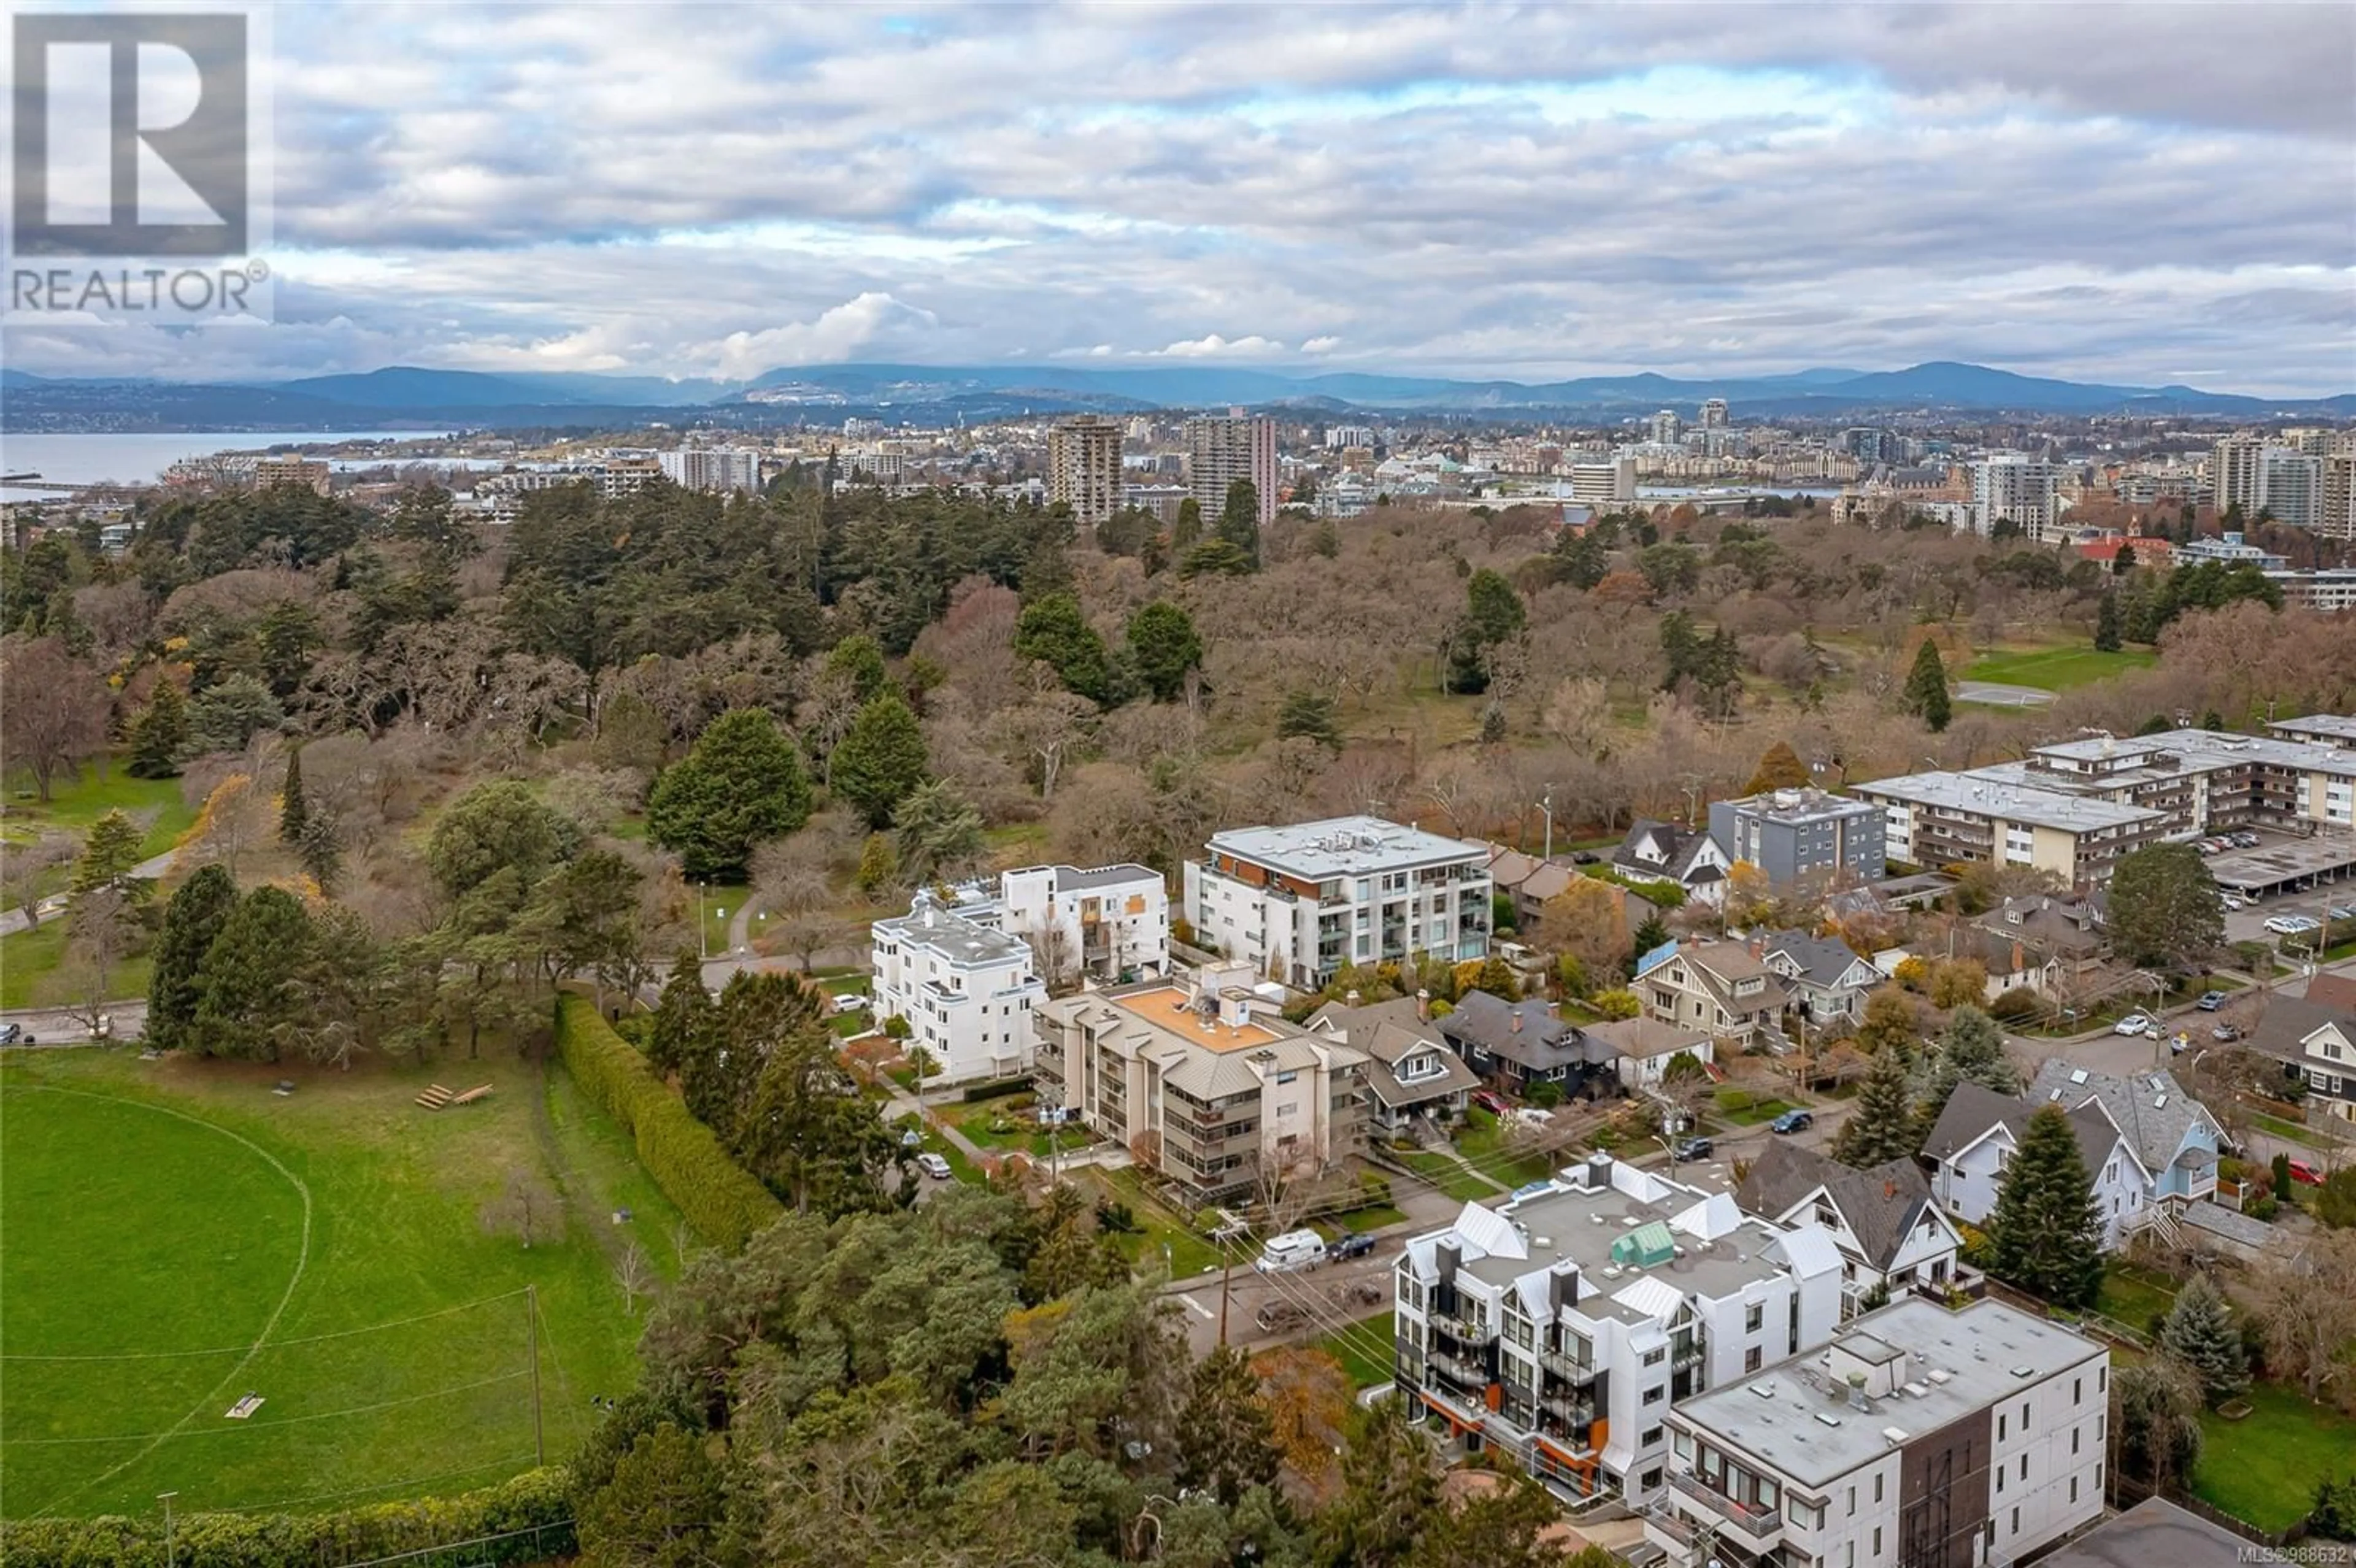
[823,633,889,704]
[1926,1006,2018,1109]
[1175,1345,1282,1508]
[71,810,149,902]
[831,692,931,831]
[1904,639,1952,732]
[645,708,812,881]
[1830,1044,1920,1168]
[1215,478,1262,569]
[1552,527,1609,590]
[1985,1104,2106,1309]
[297,809,343,894]
[279,744,309,845]
[2094,593,2123,652]
[1446,569,1527,694]
[1744,740,1811,796]
[191,886,315,1061]
[1125,601,1205,702]
[1315,1396,1439,1568]
[1630,913,1670,959]
[1011,591,1113,702]
[1170,496,1203,551]
[145,863,239,1053]
[2158,1274,2249,1405]
[646,948,715,1080]
[1277,690,1342,751]
[893,779,985,884]
[856,831,899,897]
[125,679,188,778]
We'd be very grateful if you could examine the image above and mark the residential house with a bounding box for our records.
[2242,993,2356,1123]
[1634,940,1791,1052]
[1307,994,1481,1133]
[1646,1299,2108,1568]
[1734,1142,1965,1318]
[869,889,1047,1085]
[1030,960,1366,1201]
[1585,1016,1715,1093]
[1966,894,2109,999]
[1482,844,1579,931]
[1437,989,1617,1101]
[1611,820,1731,909]
[1759,929,1882,1026]
[1396,1153,1846,1510]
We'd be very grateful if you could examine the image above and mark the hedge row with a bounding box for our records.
[553,993,782,1252]
[0,1467,573,1568]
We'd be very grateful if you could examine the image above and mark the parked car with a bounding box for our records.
[2265,915,2322,936]
[1768,1109,1814,1134]
[1472,1090,1510,1116]
[1331,1231,1379,1261]
[1253,1300,1308,1333]
[2329,905,2356,923]
[0,1023,21,1045]
[1254,1229,1330,1274]
[2222,894,2249,911]
[1672,1136,1714,1161]
[2233,832,2260,848]
[914,1151,953,1180]
[2196,991,2228,1011]
[2212,1023,2242,1042]
[2286,1158,2325,1187]
[2112,1013,2155,1037]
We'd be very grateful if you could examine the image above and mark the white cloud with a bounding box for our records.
[1301,336,1343,354]
[1153,334,1287,359]
[696,293,939,379]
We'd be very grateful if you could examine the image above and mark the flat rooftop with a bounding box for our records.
[1856,771,2162,833]
[1104,985,1287,1053]
[1721,788,1878,824]
[2031,1497,2250,1568]
[1669,1297,2104,1488]
[1009,863,1162,892]
[2273,713,2356,745]
[2036,728,2356,780]
[874,904,1033,966]
[1206,815,1487,877]
[2206,834,2356,891]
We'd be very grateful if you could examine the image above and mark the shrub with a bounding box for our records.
[1987,986,2041,1023]
[0,1467,574,1568]
[1591,988,1641,1020]
[553,994,782,1252]
[960,1074,1031,1104]
[1355,1170,1395,1209]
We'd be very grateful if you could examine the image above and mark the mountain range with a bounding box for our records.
[4,361,2350,433]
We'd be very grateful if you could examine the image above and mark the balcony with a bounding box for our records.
[1430,1310,1488,1345]
[1539,1349,1598,1385]
[1668,1470,1784,1549]
[1671,1342,1704,1374]
[1427,1349,1489,1391]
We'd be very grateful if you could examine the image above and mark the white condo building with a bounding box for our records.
[658,447,761,493]
[1969,455,2060,541]
[1184,414,1279,525]
[1184,815,1492,989]
[870,889,1047,1084]
[1648,1298,2108,1568]
[996,864,1169,986]
[1396,1153,1846,1510]
[1568,457,1639,507]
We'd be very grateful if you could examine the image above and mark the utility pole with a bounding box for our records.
[158,1493,178,1568]
[696,881,708,963]
[1538,790,1556,862]
[1218,1238,1234,1347]
[525,1285,544,1467]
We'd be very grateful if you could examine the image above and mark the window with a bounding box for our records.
[1746,1347,1763,1373]
[1674,1431,1694,1461]
[2021,1401,2030,1428]
[2074,1375,2082,1405]
[1873,1474,1883,1504]
[2070,1476,2079,1504]
[1644,1384,1665,1405]
[1847,1486,1856,1518]
[2071,1427,2081,1455]
[1873,1528,1882,1558]
[1998,1412,2006,1441]
[1846,1545,1856,1568]
[1642,1425,1664,1448]
[2099,1366,2108,1393]
[1641,1467,1663,1491]
[1746,1302,1765,1332]
[1995,1466,2004,1495]
[2011,1507,2020,1537]
[1643,1347,1666,1366]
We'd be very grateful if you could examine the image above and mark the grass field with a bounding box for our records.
[0,1046,666,1519]
[1962,645,2158,692]
[2194,1382,2356,1533]
[1312,1310,1395,1389]
[2,763,199,861]
[2093,1261,2177,1336]
[0,920,152,1012]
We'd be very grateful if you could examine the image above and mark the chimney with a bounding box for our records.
[1512,1010,1524,1034]
[1847,1373,1869,1411]
[1416,988,1431,1021]
[1345,989,1361,1006]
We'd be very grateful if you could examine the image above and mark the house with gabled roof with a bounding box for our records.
[1734,1142,1965,1316]
[1435,989,1619,1101]
[1966,893,2111,998]
[1634,939,1789,1052]
[1307,993,1482,1132]
[2241,993,2356,1124]
[1758,929,1881,1025]
[1610,820,1731,909]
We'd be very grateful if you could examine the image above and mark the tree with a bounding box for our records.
[893,778,984,884]
[125,678,190,778]
[147,864,240,1053]
[823,632,890,704]
[2311,1471,2356,1543]
[296,808,344,894]
[191,885,314,1061]
[1012,591,1113,703]
[1446,569,1526,695]
[1315,1397,1439,1568]
[2113,1357,2204,1491]
[279,744,309,845]
[2094,593,2123,652]
[646,949,715,1080]
[1216,478,1263,569]
[1176,1344,1282,1507]
[831,692,930,831]
[2318,1167,2356,1229]
[2157,1274,2248,1405]
[480,1168,560,1248]
[2250,1229,2356,1399]
[1126,601,1204,702]
[1925,1006,2017,1108]
[646,708,812,881]
[0,637,106,800]
[856,831,899,896]
[1855,986,1922,1060]
[1541,878,1631,986]
[1,832,74,930]
[576,1423,726,1568]
[1744,740,1810,796]
[72,810,150,903]
[2108,844,2222,974]
[1630,912,1669,961]
[1277,690,1342,751]
[1903,639,1951,732]
[1830,1045,1921,1169]
[1985,1104,2106,1310]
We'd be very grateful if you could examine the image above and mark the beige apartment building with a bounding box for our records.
[1031,961,1366,1200]
[1047,415,1125,529]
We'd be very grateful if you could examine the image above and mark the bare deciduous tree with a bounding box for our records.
[479,1169,560,1249]
[2,834,75,929]
[614,1241,655,1314]
[1,638,107,801]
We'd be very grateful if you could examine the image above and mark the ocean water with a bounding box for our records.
[0,431,469,498]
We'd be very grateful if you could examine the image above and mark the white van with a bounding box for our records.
[1254,1229,1328,1274]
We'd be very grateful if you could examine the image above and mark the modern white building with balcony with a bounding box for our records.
[1647,1297,2109,1568]
[1183,815,1492,989]
[1394,1153,1845,1512]
[870,888,1047,1085]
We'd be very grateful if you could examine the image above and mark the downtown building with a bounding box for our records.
[1047,415,1126,529]
[1646,1297,2108,1568]
[1968,455,2060,541]
[1395,1153,1846,1512]
[658,446,762,494]
[1184,414,1279,525]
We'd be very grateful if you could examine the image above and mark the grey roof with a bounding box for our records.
[2025,1060,2217,1176]
[1436,990,1604,1071]
[1719,787,1880,826]
[1012,862,1161,892]
[1306,1000,1480,1109]
[1920,1081,2121,1177]
[1584,1015,1712,1062]
[1613,819,1716,882]
[1973,895,2107,958]
[1762,929,1874,989]
[1205,815,1487,878]
[2179,1201,2276,1250]
[2033,1499,2249,1568]
[1669,1298,2106,1488]
[2241,994,2355,1066]
[1855,770,2163,833]
[1734,1143,1940,1271]
[873,896,1034,967]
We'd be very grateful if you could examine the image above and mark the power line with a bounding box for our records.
[2,1289,533,1362]
[207,1452,545,1515]
[5,1370,532,1445]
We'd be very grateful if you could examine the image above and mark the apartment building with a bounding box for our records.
[1031,961,1366,1198]
[250,456,332,494]
[1395,1154,1846,1510]
[1709,788,1886,887]
[658,445,761,493]
[996,863,1168,986]
[1568,457,1638,507]
[1969,455,2060,540]
[1183,815,1492,990]
[2212,435,2324,528]
[1700,398,1730,431]
[869,889,1047,1085]
[1647,1298,2108,1568]
[1184,414,1279,525]
[1047,415,1125,528]
[2325,450,2354,539]
[1854,771,2165,888]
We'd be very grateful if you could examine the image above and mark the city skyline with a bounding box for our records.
[2,2,2351,393]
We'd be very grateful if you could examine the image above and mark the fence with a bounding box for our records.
[2110,1474,2309,1550]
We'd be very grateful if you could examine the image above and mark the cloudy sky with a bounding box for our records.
[10,1,2355,391]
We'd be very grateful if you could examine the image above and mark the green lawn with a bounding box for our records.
[1715,1087,1798,1126]
[0,920,152,1012]
[1326,1204,1407,1235]
[2093,1261,2177,1335]
[1313,1310,1396,1390]
[1963,645,2159,692]
[1088,1166,1221,1278]
[2194,1382,2356,1533]
[3,762,199,861]
[0,1047,652,1518]
[1454,1108,1565,1190]
[932,1096,1093,1161]
[2250,1112,2331,1150]
[1397,1149,1507,1201]
[697,883,750,956]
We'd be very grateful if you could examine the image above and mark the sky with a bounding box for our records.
[8,1,2355,393]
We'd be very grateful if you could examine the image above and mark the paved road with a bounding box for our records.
[1956,681,2054,708]
[0,848,178,938]
[0,999,145,1045]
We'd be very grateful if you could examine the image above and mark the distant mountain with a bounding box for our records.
[4,359,2349,432]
